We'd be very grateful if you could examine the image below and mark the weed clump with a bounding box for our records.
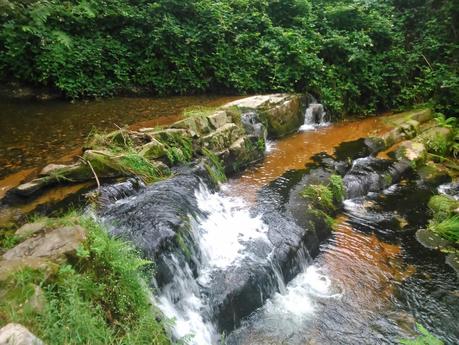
[202,147,227,185]
[427,194,459,244]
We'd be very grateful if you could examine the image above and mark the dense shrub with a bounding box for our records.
[0,0,458,116]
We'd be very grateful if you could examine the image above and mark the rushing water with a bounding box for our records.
[148,104,458,344]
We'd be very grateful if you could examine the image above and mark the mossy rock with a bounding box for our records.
[138,139,167,160]
[201,123,244,152]
[417,162,451,185]
[171,116,211,137]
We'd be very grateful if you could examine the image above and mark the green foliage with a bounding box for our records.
[160,133,193,165]
[0,215,171,345]
[329,174,345,203]
[118,152,166,183]
[425,134,451,157]
[399,323,444,345]
[202,147,227,185]
[434,113,457,129]
[428,195,459,222]
[429,216,459,243]
[1,0,458,116]
[428,195,459,243]
[301,184,336,213]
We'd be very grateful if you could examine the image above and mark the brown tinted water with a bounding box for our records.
[227,117,390,200]
[0,95,241,193]
[227,119,458,345]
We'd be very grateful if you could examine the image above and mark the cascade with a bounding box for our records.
[299,100,329,131]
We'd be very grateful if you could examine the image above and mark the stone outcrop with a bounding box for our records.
[0,323,43,345]
[9,94,309,199]
[224,94,307,138]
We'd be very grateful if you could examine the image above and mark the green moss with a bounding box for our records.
[160,133,193,165]
[301,174,345,213]
[182,106,216,118]
[119,152,169,183]
[202,147,227,185]
[0,214,171,345]
[329,174,345,203]
[301,184,335,213]
[225,106,242,126]
[175,233,191,260]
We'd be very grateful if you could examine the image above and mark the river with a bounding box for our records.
[1,96,458,344]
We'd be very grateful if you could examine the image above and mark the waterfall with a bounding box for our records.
[156,183,271,344]
[299,101,329,131]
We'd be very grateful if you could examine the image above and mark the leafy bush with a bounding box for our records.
[0,0,458,116]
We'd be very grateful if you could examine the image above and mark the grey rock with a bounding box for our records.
[0,323,43,345]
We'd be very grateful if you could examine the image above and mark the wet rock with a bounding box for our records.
[14,178,50,197]
[416,228,451,250]
[343,157,410,199]
[96,178,145,205]
[15,222,46,238]
[240,112,267,139]
[225,136,265,173]
[0,323,43,345]
[3,226,87,261]
[100,169,209,286]
[446,253,459,276]
[417,162,451,185]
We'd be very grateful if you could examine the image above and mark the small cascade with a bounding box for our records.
[299,101,329,131]
[155,183,271,344]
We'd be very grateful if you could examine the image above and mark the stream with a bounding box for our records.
[2,97,458,344]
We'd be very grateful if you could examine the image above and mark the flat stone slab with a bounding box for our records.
[3,226,86,261]
[15,222,47,238]
[223,94,290,109]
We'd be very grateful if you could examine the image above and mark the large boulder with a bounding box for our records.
[0,323,43,345]
[224,94,306,138]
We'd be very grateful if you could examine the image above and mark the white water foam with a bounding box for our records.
[265,265,341,319]
[156,182,270,344]
[194,183,269,283]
